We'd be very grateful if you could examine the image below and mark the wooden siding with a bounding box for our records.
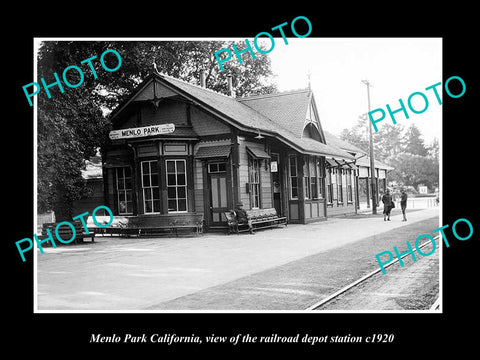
[191,106,230,136]
[194,159,204,213]
[140,101,188,127]
[132,80,177,101]
[237,139,273,210]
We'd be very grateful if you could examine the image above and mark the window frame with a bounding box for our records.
[248,155,261,209]
[141,160,161,214]
[303,156,310,200]
[325,168,333,204]
[115,166,133,215]
[166,159,188,213]
[208,162,227,174]
[289,155,299,200]
[316,157,324,199]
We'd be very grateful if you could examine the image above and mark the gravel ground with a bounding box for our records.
[314,238,439,310]
[36,208,439,311]
[149,216,440,310]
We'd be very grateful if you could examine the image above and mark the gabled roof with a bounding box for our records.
[355,155,394,171]
[110,72,355,160]
[238,89,311,138]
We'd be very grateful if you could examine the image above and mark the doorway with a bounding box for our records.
[271,153,283,216]
[208,162,228,225]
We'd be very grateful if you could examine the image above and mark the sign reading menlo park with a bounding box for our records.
[109,124,175,140]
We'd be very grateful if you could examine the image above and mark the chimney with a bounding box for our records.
[200,70,206,87]
[227,74,235,98]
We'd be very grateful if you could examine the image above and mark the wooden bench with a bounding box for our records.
[87,214,204,237]
[111,214,204,237]
[42,221,95,245]
[225,208,287,234]
[88,216,140,237]
[169,215,204,236]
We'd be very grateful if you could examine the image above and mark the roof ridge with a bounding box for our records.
[156,70,292,137]
[155,70,235,100]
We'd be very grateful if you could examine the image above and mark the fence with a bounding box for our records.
[394,197,439,209]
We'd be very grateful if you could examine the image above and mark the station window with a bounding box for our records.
[208,162,227,173]
[115,167,133,214]
[326,169,333,204]
[141,160,161,213]
[309,157,318,199]
[316,158,324,199]
[337,170,343,203]
[166,159,188,213]
[289,155,298,199]
[248,156,261,208]
[346,169,353,202]
[303,157,310,200]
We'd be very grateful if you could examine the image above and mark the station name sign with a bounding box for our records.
[109,124,175,140]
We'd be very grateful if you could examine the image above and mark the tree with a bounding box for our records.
[339,120,405,161]
[37,42,109,220]
[339,127,368,153]
[374,123,405,161]
[427,137,439,162]
[339,117,369,153]
[37,40,278,220]
[340,118,439,191]
[386,153,439,189]
[403,124,428,156]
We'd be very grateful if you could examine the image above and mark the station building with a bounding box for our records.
[98,71,387,231]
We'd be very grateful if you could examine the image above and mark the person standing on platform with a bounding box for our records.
[400,188,408,221]
[382,189,394,221]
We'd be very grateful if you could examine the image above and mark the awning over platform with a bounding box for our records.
[246,146,271,159]
[325,158,357,169]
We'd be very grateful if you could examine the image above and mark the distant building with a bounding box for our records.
[418,185,428,194]
[323,132,394,209]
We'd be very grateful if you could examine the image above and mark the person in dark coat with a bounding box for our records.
[235,202,253,233]
[400,188,408,221]
[382,189,393,221]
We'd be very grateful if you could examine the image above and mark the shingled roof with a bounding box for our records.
[323,131,367,156]
[111,72,355,160]
[238,89,312,138]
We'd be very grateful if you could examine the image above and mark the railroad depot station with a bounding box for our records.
[75,71,392,232]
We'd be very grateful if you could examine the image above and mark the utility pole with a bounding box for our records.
[362,79,377,214]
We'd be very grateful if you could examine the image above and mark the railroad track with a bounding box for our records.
[429,297,441,311]
[306,235,440,310]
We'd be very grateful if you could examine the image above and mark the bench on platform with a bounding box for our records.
[89,213,204,237]
[42,221,95,245]
[224,208,287,234]
[87,216,136,237]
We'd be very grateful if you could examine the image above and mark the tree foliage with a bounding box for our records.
[385,153,439,189]
[339,121,439,190]
[403,124,428,156]
[37,40,277,219]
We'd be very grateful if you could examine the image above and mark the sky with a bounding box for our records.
[33,37,442,144]
[268,38,442,144]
